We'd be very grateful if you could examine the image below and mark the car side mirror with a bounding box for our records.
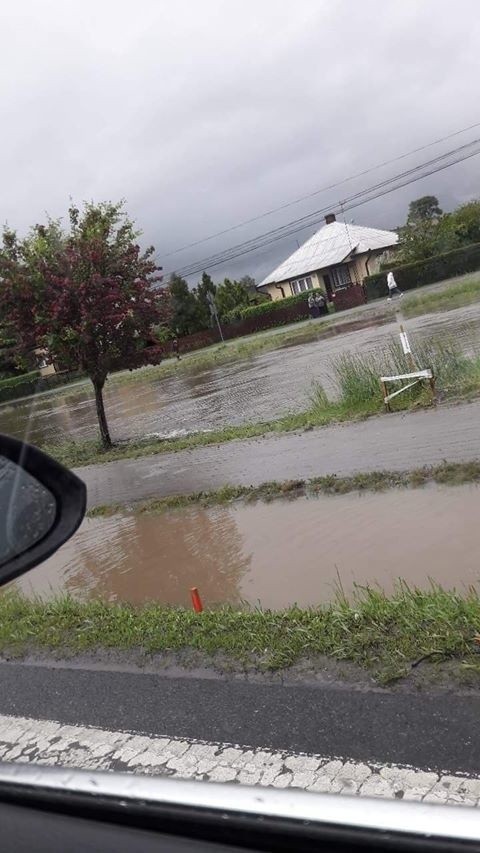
[0,434,86,586]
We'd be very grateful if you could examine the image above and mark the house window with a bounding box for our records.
[330,265,352,290]
[289,276,313,295]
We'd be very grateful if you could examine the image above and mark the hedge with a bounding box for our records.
[0,370,41,403]
[364,242,480,300]
[223,288,325,324]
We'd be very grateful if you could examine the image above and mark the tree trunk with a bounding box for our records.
[92,379,112,448]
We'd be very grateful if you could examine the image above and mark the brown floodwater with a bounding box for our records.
[13,484,480,608]
[2,303,480,447]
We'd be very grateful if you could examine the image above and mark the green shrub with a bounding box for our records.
[0,370,40,402]
[223,288,325,324]
[364,242,480,300]
[152,324,173,344]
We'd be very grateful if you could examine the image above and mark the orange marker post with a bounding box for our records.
[190,587,203,613]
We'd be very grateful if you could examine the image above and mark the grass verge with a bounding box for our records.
[87,460,480,517]
[44,402,375,468]
[2,585,480,685]
[403,274,480,318]
[44,335,480,469]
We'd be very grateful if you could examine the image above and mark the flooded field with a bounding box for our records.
[14,484,480,609]
[2,303,480,447]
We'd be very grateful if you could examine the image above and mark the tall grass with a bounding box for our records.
[333,353,381,406]
[324,335,480,410]
[1,584,479,684]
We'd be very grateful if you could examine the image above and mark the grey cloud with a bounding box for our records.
[1,0,479,284]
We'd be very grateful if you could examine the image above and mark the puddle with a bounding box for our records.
[2,302,480,447]
[13,484,480,608]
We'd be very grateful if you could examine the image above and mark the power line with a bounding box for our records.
[172,139,480,279]
[163,120,480,259]
[173,138,480,276]
[178,142,475,274]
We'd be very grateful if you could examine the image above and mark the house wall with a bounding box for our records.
[39,363,56,378]
[322,250,392,289]
[353,248,398,281]
[258,270,324,301]
[351,255,369,281]
[257,248,396,301]
[34,347,57,377]
[356,252,378,279]
[258,283,285,301]
[312,271,332,294]
[340,253,378,283]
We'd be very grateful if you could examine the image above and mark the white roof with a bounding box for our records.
[258,220,398,287]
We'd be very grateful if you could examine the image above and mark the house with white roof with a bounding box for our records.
[256,213,398,305]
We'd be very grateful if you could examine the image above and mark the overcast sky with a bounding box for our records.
[1,0,480,284]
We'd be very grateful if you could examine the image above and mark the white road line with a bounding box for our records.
[0,713,478,806]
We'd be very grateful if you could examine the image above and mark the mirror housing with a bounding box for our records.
[0,434,86,586]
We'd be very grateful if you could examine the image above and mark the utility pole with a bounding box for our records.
[206,290,224,342]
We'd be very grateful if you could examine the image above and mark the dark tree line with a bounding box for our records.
[165,272,262,338]
[395,196,480,264]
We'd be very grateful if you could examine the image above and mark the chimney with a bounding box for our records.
[325,213,336,225]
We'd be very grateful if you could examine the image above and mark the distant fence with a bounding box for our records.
[39,369,85,390]
[138,288,368,363]
[137,299,316,360]
[223,299,313,337]
[0,368,86,404]
[0,371,41,403]
[331,284,366,311]
[0,285,370,398]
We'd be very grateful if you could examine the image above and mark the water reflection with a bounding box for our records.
[13,484,480,608]
[15,507,251,607]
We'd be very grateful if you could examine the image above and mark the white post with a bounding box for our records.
[399,324,416,371]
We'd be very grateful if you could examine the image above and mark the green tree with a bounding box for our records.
[407,195,443,224]
[393,196,480,266]
[238,274,271,305]
[0,202,161,448]
[169,274,205,335]
[214,277,250,319]
[0,328,19,377]
[238,275,256,294]
[397,195,445,262]
[194,272,217,328]
[449,201,480,245]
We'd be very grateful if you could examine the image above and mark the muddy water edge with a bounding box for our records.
[12,483,480,609]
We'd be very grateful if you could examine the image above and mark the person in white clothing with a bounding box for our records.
[387,271,403,300]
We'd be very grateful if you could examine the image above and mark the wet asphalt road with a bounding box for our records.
[0,661,477,776]
[78,400,480,507]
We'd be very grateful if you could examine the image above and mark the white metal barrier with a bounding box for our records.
[380,369,435,411]
[379,325,436,411]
